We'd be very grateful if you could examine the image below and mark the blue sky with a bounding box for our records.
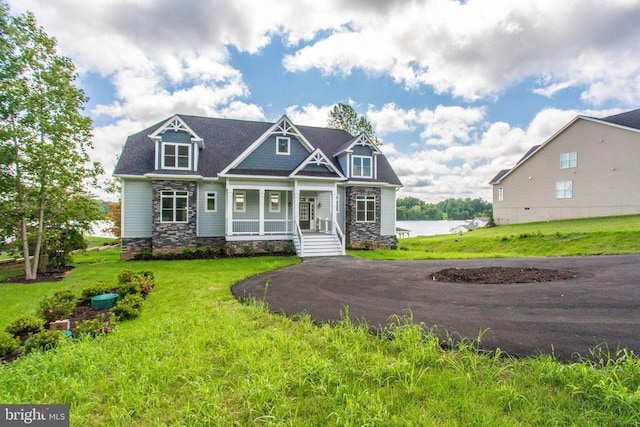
[9,0,640,202]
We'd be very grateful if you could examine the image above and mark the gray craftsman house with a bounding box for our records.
[114,114,402,259]
[490,108,640,224]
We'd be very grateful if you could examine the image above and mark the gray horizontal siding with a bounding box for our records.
[198,182,225,236]
[237,135,310,171]
[122,180,152,238]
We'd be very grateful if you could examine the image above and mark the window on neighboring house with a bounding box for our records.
[234,191,246,212]
[163,143,190,169]
[497,187,504,202]
[276,137,290,155]
[161,191,188,222]
[356,195,375,222]
[269,192,281,213]
[556,181,573,199]
[560,152,577,169]
[205,192,217,212]
[352,156,372,178]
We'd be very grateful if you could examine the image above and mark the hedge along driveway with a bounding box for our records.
[232,254,640,361]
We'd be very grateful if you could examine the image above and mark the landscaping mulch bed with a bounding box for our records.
[429,266,577,284]
[3,266,74,284]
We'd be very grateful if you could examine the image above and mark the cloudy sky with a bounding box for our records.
[8,0,640,202]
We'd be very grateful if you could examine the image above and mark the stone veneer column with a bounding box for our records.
[152,180,197,255]
[345,186,384,248]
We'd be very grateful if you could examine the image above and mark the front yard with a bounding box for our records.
[1,247,639,425]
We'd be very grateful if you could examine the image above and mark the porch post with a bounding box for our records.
[259,189,265,235]
[226,187,234,235]
[331,187,337,234]
[293,181,299,229]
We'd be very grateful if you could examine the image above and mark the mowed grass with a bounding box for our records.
[1,246,640,425]
[352,214,640,260]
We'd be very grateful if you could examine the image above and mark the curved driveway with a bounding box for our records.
[232,255,640,361]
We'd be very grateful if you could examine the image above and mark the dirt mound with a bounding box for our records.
[429,266,577,284]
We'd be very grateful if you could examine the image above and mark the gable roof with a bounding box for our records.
[114,114,402,186]
[489,108,640,185]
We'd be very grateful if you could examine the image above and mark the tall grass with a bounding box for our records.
[354,214,640,259]
[1,248,639,425]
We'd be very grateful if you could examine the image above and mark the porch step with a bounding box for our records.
[298,234,344,257]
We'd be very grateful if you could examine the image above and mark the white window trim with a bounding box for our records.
[355,195,376,223]
[268,191,281,213]
[205,191,217,212]
[234,191,246,212]
[161,191,189,223]
[497,187,504,202]
[556,181,573,199]
[352,155,373,178]
[276,136,290,155]
[162,142,191,170]
[560,152,577,169]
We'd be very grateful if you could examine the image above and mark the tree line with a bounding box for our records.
[397,197,492,221]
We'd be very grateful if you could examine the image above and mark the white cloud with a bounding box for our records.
[285,104,334,127]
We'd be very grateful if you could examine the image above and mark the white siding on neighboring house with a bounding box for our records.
[198,182,225,236]
[121,179,152,237]
[380,187,397,235]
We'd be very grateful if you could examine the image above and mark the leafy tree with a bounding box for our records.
[327,103,381,146]
[396,197,492,221]
[0,3,102,279]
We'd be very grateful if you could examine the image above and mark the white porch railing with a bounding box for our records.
[335,222,346,254]
[316,217,332,233]
[231,219,294,235]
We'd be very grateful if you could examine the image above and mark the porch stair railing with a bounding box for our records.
[292,221,345,258]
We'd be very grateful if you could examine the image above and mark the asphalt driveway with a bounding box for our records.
[232,255,640,360]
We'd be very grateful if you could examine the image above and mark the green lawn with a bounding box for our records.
[352,214,640,260]
[1,242,639,425]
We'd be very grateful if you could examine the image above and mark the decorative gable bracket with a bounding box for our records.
[290,148,345,179]
[335,132,381,156]
[149,115,204,149]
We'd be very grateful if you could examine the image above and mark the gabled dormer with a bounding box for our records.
[150,115,204,172]
[290,149,345,180]
[335,133,381,180]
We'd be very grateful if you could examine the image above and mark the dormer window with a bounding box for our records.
[163,143,190,169]
[352,155,372,178]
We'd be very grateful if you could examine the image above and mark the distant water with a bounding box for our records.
[397,220,466,237]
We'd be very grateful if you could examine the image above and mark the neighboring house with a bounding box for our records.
[448,217,488,234]
[113,114,402,259]
[490,108,640,225]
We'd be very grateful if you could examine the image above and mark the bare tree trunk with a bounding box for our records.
[30,190,46,279]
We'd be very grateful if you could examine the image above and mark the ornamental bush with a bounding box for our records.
[24,330,66,354]
[110,294,144,321]
[5,314,45,338]
[75,313,111,337]
[0,331,20,357]
[81,282,114,299]
[39,290,77,322]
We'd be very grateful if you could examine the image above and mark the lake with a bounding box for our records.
[396,220,467,237]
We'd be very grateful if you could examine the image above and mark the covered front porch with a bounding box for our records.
[224,181,345,256]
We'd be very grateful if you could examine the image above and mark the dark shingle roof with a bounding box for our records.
[600,108,640,130]
[489,169,510,185]
[114,114,402,186]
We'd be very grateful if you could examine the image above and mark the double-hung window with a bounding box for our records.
[269,192,281,213]
[161,191,188,222]
[352,156,372,178]
[356,195,375,222]
[276,137,290,155]
[234,191,246,212]
[497,187,504,202]
[163,143,190,169]
[205,192,217,212]
[560,152,577,169]
[556,181,573,199]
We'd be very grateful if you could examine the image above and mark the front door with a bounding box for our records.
[299,201,311,230]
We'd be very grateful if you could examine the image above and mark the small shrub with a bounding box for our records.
[0,331,20,357]
[133,251,153,260]
[5,315,45,338]
[283,242,296,254]
[241,244,255,257]
[182,248,195,259]
[118,269,137,285]
[363,241,374,250]
[81,282,113,299]
[24,330,66,354]
[220,243,235,257]
[196,246,210,259]
[110,294,144,321]
[39,290,77,322]
[75,313,111,337]
[261,241,275,254]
